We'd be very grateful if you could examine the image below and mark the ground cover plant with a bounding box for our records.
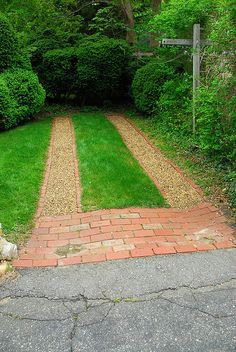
[0,118,51,243]
[73,112,166,211]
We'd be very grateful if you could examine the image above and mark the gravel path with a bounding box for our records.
[42,117,78,216]
[107,114,203,209]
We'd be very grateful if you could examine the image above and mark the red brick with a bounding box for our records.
[58,257,82,266]
[36,247,55,254]
[35,234,58,241]
[102,239,123,247]
[69,237,90,245]
[175,245,197,253]
[47,239,69,247]
[154,229,174,236]
[50,226,69,234]
[101,214,121,220]
[89,247,113,255]
[27,240,47,248]
[81,215,101,224]
[84,242,102,250]
[101,225,122,233]
[153,246,176,255]
[143,223,163,230]
[134,229,155,237]
[130,248,154,258]
[82,254,106,263]
[79,228,101,237]
[113,231,134,239]
[156,241,176,247]
[19,248,37,255]
[138,211,159,218]
[58,232,79,240]
[122,224,142,232]
[33,259,58,267]
[53,214,72,221]
[125,236,158,244]
[135,243,157,249]
[131,218,150,224]
[150,217,170,224]
[214,241,234,249]
[91,220,110,228]
[20,253,45,260]
[120,213,140,219]
[111,219,131,225]
[32,228,49,235]
[12,259,33,268]
[91,233,113,242]
[106,251,131,261]
[113,244,135,252]
[195,243,216,251]
[70,224,90,232]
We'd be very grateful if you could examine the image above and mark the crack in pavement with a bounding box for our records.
[1,278,235,322]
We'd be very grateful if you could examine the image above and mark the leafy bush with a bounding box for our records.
[42,48,77,98]
[0,12,20,72]
[150,0,215,39]
[0,69,45,130]
[197,77,236,164]
[42,38,132,103]
[76,38,131,103]
[132,62,175,114]
[156,73,192,133]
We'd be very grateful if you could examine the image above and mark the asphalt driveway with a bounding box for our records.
[0,249,235,352]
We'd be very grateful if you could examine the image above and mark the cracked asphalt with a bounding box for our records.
[0,249,235,352]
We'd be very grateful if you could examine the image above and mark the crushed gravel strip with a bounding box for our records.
[107,114,203,209]
[42,117,78,216]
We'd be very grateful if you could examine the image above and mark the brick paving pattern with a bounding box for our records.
[13,116,235,268]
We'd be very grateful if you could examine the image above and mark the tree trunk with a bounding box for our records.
[150,0,162,47]
[120,0,136,45]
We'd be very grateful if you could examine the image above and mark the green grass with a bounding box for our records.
[0,118,52,243]
[72,112,166,211]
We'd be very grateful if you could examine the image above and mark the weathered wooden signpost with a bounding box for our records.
[162,24,211,134]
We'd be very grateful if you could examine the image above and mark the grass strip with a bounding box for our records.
[73,112,166,211]
[0,118,52,243]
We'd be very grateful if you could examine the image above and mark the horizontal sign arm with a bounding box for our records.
[161,39,212,46]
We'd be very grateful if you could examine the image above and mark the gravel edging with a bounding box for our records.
[41,117,78,216]
[107,114,203,209]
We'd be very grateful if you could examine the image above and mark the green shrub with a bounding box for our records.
[41,38,131,103]
[197,77,236,164]
[30,38,62,72]
[156,73,192,133]
[132,62,175,114]
[0,69,46,130]
[0,13,20,73]
[42,47,77,98]
[76,38,131,103]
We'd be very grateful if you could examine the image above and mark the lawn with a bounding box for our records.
[0,118,52,243]
[73,112,166,211]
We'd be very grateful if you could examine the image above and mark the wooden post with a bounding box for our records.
[161,25,211,134]
[192,24,201,134]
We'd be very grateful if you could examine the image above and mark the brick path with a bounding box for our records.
[13,116,235,268]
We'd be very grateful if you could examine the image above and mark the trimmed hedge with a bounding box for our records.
[42,38,132,103]
[132,62,175,114]
[42,47,77,98]
[76,38,131,102]
[0,69,46,130]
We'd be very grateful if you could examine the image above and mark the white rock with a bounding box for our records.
[0,237,18,260]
